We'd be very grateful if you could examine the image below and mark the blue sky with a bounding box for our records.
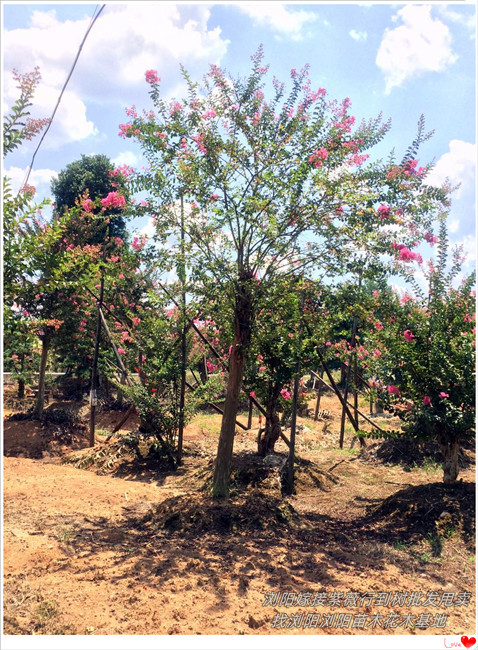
[2,1,476,286]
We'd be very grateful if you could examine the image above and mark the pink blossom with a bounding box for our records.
[145,70,160,84]
[309,146,329,168]
[375,321,384,331]
[259,365,266,371]
[132,235,146,251]
[280,389,291,400]
[82,198,94,212]
[249,391,256,398]
[117,347,125,354]
[392,243,423,264]
[423,395,431,406]
[288,333,294,338]
[424,231,438,246]
[101,192,126,210]
[439,392,449,398]
[387,385,401,396]
[377,204,391,220]
[373,349,382,358]
[403,330,415,342]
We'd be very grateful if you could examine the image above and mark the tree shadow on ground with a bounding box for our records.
[39,478,475,609]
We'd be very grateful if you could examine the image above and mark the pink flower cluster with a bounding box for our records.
[145,70,160,84]
[132,235,147,251]
[82,198,94,212]
[403,330,415,342]
[402,159,427,178]
[169,101,183,115]
[377,204,391,220]
[387,385,401,396]
[424,231,438,246]
[110,164,134,179]
[309,147,329,168]
[118,123,140,138]
[347,153,369,167]
[280,388,291,400]
[392,243,423,264]
[101,192,126,210]
[192,132,207,154]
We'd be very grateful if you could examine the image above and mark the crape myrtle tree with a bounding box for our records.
[122,48,449,497]
[3,66,56,410]
[361,218,475,483]
[3,67,51,306]
[49,184,156,395]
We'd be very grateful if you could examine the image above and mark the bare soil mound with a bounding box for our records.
[363,481,475,550]
[3,406,89,459]
[140,492,306,537]
[361,437,475,470]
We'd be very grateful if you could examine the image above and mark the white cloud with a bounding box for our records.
[437,6,476,34]
[376,5,458,94]
[425,140,476,199]
[448,219,460,234]
[4,165,58,195]
[138,218,156,239]
[3,5,229,146]
[349,29,368,42]
[112,151,140,169]
[235,2,318,41]
[455,234,477,268]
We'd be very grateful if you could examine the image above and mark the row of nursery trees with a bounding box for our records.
[3,51,475,495]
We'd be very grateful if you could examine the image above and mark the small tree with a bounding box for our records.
[125,48,448,496]
[245,277,329,456]
[362,219,475,483]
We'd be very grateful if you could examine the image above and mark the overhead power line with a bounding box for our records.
[20,4,106,193]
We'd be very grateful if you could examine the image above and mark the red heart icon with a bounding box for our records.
[461,637,477,649]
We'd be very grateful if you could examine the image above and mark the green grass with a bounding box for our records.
[190,413,222,436]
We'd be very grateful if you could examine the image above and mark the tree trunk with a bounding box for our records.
[33,333,51,420]
[17,351,25,399]
[438,434,460,484]
[213,272,254,498]
[257,383,282,456]
[76,371,83,401]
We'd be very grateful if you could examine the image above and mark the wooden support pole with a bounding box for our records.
[314,369,324,421]
[311,366,384,435]
[99,308,133,386]
[89,274,104,447]
[247,397,253,430]
[339,317,358,449]
[285,282,304,496]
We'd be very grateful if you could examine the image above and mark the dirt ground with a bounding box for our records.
[2,388,476,637]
